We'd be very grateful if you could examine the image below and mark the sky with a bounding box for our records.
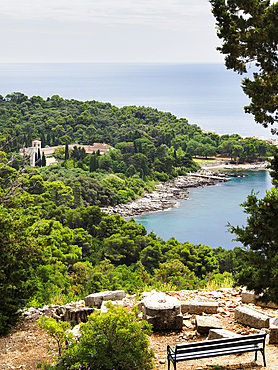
[0,0,224,63]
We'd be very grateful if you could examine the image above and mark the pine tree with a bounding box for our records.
[37,148,41,167]
[41,152,46,167]
[65,143,69,160]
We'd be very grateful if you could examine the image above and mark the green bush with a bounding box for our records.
[54,303,154,370]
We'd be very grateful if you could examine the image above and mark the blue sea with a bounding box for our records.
[133,170,272,249]
[0,62,273,138]
[0,63,274,249]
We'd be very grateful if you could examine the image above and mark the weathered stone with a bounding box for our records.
[181,301,218,315]
[142,292,183,331]
[62,307,95,323]
[195,315,222,334]
[84,290,125,308]
[208,328,241,340]
[234,306,270,329]
[269,318,278,344]
[242,289,278,309]
[242,290,257,304]
[101,300,124,313]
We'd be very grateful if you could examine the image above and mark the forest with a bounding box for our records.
[0,93,275,335]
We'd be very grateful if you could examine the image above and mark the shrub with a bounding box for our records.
[54,304,154,370]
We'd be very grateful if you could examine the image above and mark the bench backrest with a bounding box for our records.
[175,333,266,356]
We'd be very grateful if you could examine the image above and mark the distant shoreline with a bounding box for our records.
[102,161,269,218]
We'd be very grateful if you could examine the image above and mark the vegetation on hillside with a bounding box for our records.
[1,96,265,335]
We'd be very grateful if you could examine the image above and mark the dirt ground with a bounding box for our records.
[0,316,278,370]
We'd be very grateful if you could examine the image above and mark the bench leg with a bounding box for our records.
[254,350,266,367]
[261,349,266,367]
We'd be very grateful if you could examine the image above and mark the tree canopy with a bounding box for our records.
[209,0,278,133]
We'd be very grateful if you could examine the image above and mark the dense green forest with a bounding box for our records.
[0,93,275,334]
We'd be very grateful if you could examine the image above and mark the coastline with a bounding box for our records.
[101,161,268,218]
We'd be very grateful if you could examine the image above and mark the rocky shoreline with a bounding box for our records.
[102,162,268,218]
[102,172,226,218]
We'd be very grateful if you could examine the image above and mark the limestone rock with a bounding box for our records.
[196,315,222,334]
[101,300,124,313]
[269,317,278,344]
[208,328,241,340]
[234,305,270,329]
[84,290,125,308]
[181,301,218,314]
[62,307,95,323]
[242,289,278,309]
[142,292,183,331]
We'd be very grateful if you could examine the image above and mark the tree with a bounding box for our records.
[229,187,278,304]
[209,0,278,133]
[55,304,154,370]
[41,152,46,167]
[65,143,69,160]
[0,204,46,333]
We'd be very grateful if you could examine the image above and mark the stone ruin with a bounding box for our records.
[20,288,278,344]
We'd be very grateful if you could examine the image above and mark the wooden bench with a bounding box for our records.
[167,333,267,369]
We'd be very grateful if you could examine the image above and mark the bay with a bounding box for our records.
[133,170,272,250]
[0,62,273,138]
[0,62,273,248]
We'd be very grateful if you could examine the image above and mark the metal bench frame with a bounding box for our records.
[167,333,267,369]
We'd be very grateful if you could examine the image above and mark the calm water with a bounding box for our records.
[0,62,273,138]
[0,63,273,248]
[133,170,272,249]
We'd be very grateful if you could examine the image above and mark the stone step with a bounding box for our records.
[208,328,241,340]
[234,305,270,329]
[181,301,218,314]
[196,315,222,334]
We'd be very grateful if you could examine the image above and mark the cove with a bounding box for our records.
[133,170,272,250]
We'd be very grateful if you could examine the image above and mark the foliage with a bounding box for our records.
[229,187,278,304]
[37,316,72,357]
[52,304,154,370]
[209,0,278,133]
[0,203,46,333]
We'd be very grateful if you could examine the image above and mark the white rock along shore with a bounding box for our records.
[101,161,268,218]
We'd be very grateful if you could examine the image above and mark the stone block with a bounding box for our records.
[195,315,222,334]
[269,318,278,344]
[242,289,278,309]
[234,306,270,329]
[84,290,125,308]
[242,290,257,304]
[101,300,124,313]
[142,292,183,331]
[181,301,218,314]
[208,328,241,340]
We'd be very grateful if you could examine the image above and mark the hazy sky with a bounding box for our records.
[0,0,224,63]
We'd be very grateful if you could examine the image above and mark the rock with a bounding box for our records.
[195,315,222,334]
[208,328,241,340]
[234,306,270,329]
[67,324,81,340]
[84,290,125,308]
[101,300,124,313]
[242,289,278,309]
[142,292,183,331]
[62,307,95,323]
[180,301,218,315]
[269,317,278,344]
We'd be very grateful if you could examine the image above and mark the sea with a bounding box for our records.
[0,62,274,249]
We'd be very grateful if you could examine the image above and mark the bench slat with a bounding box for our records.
[175,337,264,354]
[174,344,262,361]
[167,333,266,369]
